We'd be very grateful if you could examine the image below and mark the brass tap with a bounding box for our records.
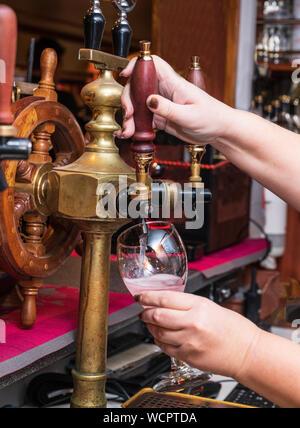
[186,56,207,189]
[188,145,206,186]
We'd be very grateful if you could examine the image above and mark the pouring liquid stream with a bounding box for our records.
[138,217,148,275]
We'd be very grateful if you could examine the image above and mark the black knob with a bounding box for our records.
[151,162,165,178]
[0,137,32,160]
[112,0,136,58]
[112,18,132,58]
[0,136,32,192]
[84,0,106,51]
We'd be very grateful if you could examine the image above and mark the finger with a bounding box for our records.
[120,57,138,78]
[151,55,182,87]
[122,118,135,139]
[147,324,184,347]
[153,114,167,131]
[141,307,187,330]
[121,83,134,120]
[138,291,196,310]
[154,339,181,360]
[146,95,196,128]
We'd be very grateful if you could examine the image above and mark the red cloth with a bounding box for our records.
[0,286,134,364]
[188,239,267,273]
[72,239,267,274]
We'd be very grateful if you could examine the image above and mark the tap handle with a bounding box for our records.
[112,0,136,58]
[83,0,106,51]
[37,49,57,93]
[187,56,206,90]
[130,41,158,155]
[0,5,17,125]
[186,57,207,184]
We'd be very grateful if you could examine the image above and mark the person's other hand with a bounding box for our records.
[138,291,261,379]
[117,56,234,146]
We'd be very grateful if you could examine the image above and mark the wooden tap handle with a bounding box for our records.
[0,5,17,125]
[187,56,206,91]
[39,48,57,90]
[34,48,58,102]
[130,41,158,154]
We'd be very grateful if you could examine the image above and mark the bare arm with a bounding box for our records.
[215,110,300,211]
[138,291,300,408]
[236,328,300,408]
[120,56,300,210]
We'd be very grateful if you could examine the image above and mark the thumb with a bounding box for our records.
[147,95,187,125]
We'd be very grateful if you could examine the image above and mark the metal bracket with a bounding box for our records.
[79,48,129,71]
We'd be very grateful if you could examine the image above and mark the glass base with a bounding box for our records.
[153,363,211,393]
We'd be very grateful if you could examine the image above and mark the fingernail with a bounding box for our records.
[133,295,140,303]
[148,97,159,110]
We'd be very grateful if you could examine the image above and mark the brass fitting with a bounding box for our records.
[45,67,136,221]
[188,145,206,187]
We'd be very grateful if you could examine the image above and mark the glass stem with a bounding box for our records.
[171,358,185,373]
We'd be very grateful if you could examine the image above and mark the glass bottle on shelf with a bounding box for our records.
[264,0,292,19]
[252,95,264,116]
[278,95,293,129]
[264,104,273,120]
[294,0,300,19]
[291,98,300,132]
[263,1,278,19]
[272,99,281,123]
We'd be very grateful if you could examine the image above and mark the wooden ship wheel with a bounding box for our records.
[0,48,85,328]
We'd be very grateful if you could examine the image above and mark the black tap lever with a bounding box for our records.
[84,0,106,51]
[112,0,136,58]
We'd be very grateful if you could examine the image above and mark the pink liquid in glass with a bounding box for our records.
[124,274,185,297]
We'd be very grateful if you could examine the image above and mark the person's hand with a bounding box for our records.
[137,291,261,379]
[117,56,234,145]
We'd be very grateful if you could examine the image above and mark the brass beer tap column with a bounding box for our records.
[61,57,136,408]
[187,56,206,187]
[42,43,136,408]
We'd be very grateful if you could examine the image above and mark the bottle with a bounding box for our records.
[252,95,264,117]
[294,0,300,18]
[291,98,300,133]
[278,95,293,129]
[264,104,273,121]
[271,99,281,123]
[83,0,106,51]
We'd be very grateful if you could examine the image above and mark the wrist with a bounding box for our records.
[216,105,240,142]
[233,324,264,383]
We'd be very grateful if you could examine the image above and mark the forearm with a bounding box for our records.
[214,109,300,210]
[236,329,300,408]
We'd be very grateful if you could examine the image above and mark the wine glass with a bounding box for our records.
[117,220,211,393]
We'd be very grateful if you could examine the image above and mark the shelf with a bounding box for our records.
[257,18,300,25]
[257,61,298,72]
